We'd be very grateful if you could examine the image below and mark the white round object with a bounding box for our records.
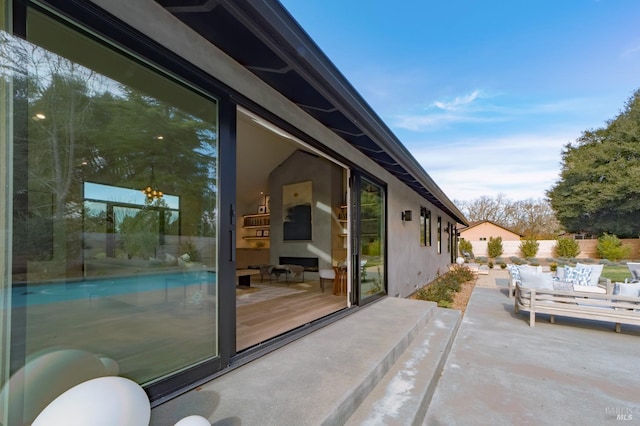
[98,356,120,375]
[174,415,211,425]
[0,349,112,424]
[32,376,150,426]
[456,257,465,265]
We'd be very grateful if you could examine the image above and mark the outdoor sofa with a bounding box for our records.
[509,262,640,331]
[507,263,612,298]
[514,282,640,332]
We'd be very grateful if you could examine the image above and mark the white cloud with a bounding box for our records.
[408,132,573,202]
[433,90,481,111]
[393,112,503,131]
[622,43,640,58]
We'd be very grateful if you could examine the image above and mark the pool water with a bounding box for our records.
[11,271,216,307]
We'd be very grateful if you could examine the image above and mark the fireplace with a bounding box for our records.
[279,256,319,271]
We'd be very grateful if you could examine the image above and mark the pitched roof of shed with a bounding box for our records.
[459,220,522,237]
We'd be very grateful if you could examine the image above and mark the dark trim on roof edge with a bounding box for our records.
[199,0,468,225]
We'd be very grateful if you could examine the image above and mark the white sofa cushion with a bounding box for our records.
[573,285,606,294]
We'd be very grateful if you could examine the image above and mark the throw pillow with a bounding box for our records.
[518,267,554,290]
[576,263,604,287]
[507,264,520,281]
[553,281,573,292]
[573,267,592,286]
[564,266,578,284]
[615,283,640,298]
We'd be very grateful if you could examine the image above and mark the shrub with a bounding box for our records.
[488,261,494,269]
[364,239,381,256]
[458,239,474,258]
[500,262,507,269]
[596,233,632,262]
[448,264,475,283]
[550,262,558,272]
[510,256,524,265]
[414,265,474,307]
[487,236,503,258]
[554,237,581,258]
[519,238,539,258]
[180,239,201,262]
[415,282,453,307]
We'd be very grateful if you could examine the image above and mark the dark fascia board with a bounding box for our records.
[219,0,468,225]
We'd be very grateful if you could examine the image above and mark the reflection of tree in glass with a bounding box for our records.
[360,181,383,258]
[118,207,159,260]
[1,31,218,269]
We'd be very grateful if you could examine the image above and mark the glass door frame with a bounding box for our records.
[350,172,387,306]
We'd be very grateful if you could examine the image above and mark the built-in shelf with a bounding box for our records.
[242,213,270,243]
[338,205,347,236]
[242,213,270,228]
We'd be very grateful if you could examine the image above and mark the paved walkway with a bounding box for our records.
[425,269,640,425]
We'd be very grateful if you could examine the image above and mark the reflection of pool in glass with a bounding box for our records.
[12,271,216,307]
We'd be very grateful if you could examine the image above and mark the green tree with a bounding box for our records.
[554,237,581,258]
[596,233,632,261]
[458,239,473,258]
[519,238,539,258]
[547,89,640,238]
[487,236,503,258]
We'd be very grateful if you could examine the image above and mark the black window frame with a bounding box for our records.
[420,206,431,247]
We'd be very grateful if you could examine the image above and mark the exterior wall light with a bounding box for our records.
[401,210,412,221]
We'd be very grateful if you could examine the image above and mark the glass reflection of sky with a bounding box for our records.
[84,181,180,209]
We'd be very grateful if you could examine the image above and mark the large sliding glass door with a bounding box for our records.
[356,175,386,303]
[1,7,220,422]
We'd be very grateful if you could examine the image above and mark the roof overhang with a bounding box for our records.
[156,0,468,225]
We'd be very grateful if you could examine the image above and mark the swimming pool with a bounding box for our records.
[11,271,216,307]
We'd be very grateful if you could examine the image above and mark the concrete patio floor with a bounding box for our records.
[425,269,640,425]
[151,269,640,425]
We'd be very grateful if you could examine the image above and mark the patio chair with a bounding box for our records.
[626,262,640,282]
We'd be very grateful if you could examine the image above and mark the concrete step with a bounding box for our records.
[150,297,459,426]
[345,308,461,426]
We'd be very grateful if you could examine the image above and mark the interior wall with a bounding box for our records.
[269,150,343,270]
[235,114,298,250]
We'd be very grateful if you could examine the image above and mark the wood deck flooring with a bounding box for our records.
[236,279,347,351]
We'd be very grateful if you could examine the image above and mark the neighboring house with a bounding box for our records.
[460,220,522,242]
[0,0,467,415]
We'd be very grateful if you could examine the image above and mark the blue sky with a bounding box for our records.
[279,0,640,202]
